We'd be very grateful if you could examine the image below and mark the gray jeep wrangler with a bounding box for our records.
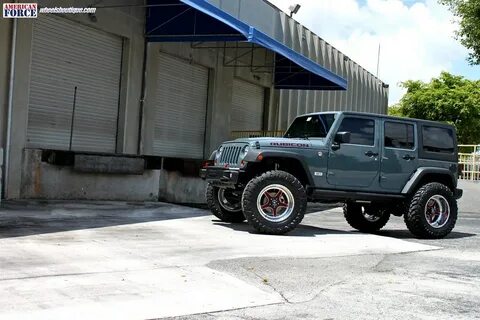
[201,112,463,239]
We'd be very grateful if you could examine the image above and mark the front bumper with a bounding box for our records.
[455,188,463,200]
[200,167,244,187]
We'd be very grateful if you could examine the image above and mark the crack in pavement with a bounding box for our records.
[241,265,292,304]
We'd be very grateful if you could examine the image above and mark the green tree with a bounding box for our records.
[392,72,480,143]
[387,104,403,117]
[439,0,480,65]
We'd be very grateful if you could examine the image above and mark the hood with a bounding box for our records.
[227,137,326,149]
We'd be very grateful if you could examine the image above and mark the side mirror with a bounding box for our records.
[334,131,351,144]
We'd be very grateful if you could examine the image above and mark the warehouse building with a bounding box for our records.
[0,0,389,203]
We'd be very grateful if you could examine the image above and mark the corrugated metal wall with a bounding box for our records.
[209,0,389,131]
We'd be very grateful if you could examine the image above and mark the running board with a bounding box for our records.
[310,189,406,202]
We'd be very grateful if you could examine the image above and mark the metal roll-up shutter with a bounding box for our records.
[27,15,123,152]
[153,53,209,159]
[231,79,265,131]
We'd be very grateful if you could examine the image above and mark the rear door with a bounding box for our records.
[380,120,418,191]
[327,116,380,189]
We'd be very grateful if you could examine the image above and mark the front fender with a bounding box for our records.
[244,149,315,185]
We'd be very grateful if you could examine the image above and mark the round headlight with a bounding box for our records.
[240,145,250,159]
[215,146,224,162]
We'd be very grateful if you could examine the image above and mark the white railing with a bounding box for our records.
[459,145,480,181]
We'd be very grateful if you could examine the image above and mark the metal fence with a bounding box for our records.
[458,145,480,181]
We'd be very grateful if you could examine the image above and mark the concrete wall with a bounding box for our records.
[21,150,159,201]
[158,169,207,204]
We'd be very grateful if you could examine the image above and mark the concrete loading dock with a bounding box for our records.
[0,0,389,203]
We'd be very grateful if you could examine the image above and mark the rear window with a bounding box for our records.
[384,122,414,150]
[422,126,454,154]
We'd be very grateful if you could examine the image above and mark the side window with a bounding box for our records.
[338,117,375,146]
[422,126,454,154]
[384,122,415,149]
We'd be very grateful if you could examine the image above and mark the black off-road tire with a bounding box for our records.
[343,202,390,233]
[242,170,307,235]
[404,182,458,239]
[206,184,245,223]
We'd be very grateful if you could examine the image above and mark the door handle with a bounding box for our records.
[403,154,416,160]
[365,151,379,157]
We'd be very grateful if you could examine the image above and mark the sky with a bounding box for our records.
[267,0,480,105]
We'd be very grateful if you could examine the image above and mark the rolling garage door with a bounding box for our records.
[27,15,123,153]
[231,79,265,131]
[153,53,209,159]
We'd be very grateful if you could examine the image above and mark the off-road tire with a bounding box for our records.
[242,170,307,235]
[206,184,245,223]
[344,202,390,233]
[404,182,457,239]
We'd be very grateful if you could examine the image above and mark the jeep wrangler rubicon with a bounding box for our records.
[200,112,463,239]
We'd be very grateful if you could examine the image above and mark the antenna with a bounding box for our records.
[376,43,381,77]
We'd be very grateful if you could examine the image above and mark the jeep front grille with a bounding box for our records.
[219,145,243,165]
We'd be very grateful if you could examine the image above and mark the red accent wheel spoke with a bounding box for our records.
[274,190,284,200]
[264,192,274,200]
[261,203,271,210]
[271,206,278,217]
[278,196,288,206]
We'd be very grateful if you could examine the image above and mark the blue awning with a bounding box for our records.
[146,0,347,90]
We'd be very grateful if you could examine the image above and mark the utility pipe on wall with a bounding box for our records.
[4,18,18,199]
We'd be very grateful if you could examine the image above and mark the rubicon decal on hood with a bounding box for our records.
[270,142,310,148]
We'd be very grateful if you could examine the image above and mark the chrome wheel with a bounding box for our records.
[425,195,450,228]
[217,188,242,212]
[364,212,381,222]
[359,206,382,222]
[256,184,295,223]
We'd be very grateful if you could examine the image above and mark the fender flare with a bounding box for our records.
[244,149,315,185]
[401,167,456,195]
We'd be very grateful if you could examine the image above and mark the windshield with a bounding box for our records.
[285,113,337,139]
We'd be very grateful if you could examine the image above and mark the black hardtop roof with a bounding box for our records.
[300,111,455,129]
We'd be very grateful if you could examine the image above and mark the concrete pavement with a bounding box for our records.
[0,181,479,319]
